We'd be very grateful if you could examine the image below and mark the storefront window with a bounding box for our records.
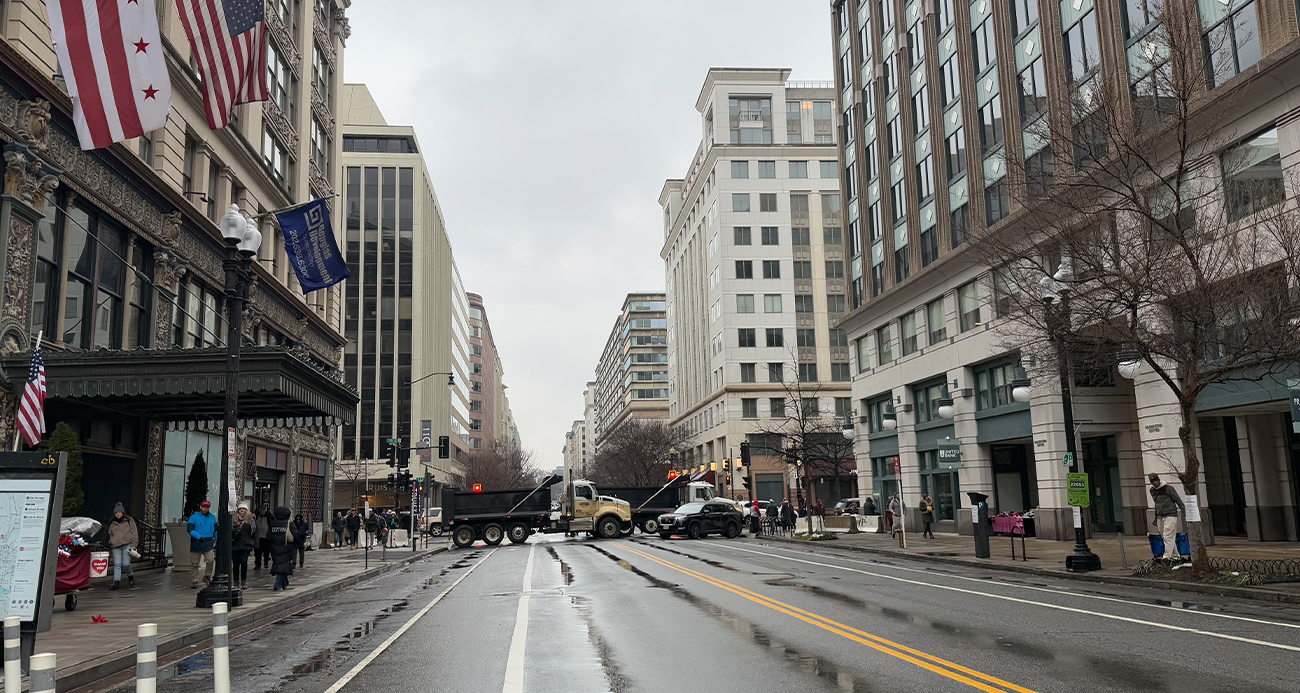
[919,450,960,520]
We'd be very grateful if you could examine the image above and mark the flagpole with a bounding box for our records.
[13,331,42,452]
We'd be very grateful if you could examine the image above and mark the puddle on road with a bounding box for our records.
[630,539,744,572]
[155,652,212,682]
[570,594,631,693]
[545,546,575,585]
[588,545,872,692]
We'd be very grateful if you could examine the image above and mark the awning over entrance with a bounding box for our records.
[2,345,358,426]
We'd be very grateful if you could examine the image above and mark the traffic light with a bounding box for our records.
[740,441,751,467]
[742,475,752,490]
[472,483,482,493]
[387,473,397,486]
[438,435,450,459]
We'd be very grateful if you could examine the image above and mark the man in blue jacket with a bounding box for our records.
[188,500,217,589]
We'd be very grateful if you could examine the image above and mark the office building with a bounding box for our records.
[592,292,669,449]
[467,293,515,451]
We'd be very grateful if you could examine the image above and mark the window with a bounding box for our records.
[733,193,750,212]
[921,299,945,345]
[868,202,883,242]
[1073,116,1108,166]
[913,382,945,423]
[823,193,841,217]
[876,324,893,364]
[267,40,296,117]
[172,275,225,349]
[907,21,926,67]
[799,364,819,383]
[912,87,930,134]
[770,397,787,417]
[206,159,220,220]
[787,101,803,143]
[742,399,759,419]
[795,294,815,313]
[835,397,853,417]
[1063,9,1100,86]
[824,363,849,382]
[993,268,1018,317]
[758,161,776,179]
[939,61,961,110]
[790,161,808,178]
[813,102,834,143]
[920,228,938,267]
[879,0,895,28]
[1025,148,1054,200]
[1017,57,1048,125]
[945,129,966,181]
[828,295,847,315]
[797,328,817,347]
[760,193,778,212]
[978,98,1003,155]
[766,328,784,347]
[312,42,332,101]
[1010,0,1039,36]
[769,363,784,382]
[1203,1,1261,89]
[856,337,871,373]
[262,128,291,187]
[985,180,1009,226]
[951,204,970,248]
[890,181,906,225]
[735,260,753,279]
[310,117,329,170]
[730,97,773,143]
[820,160,839,179]
[823,227,842,246]
[762,260,781,279]
[895,243,911,283]
[738,329,757,347]
[887,117,904,159]
[916,156,934,202]
[871,261,885,297]
[736,294,755,313]
[865,140,880,179]
[936,0,955,32]
[1223,127,1284,222]
[182,136,198,194]
[761,226,779,245]
[972,16,996,74]
[958,281,981,331]
[826,260,845,279]
[866,397,892,433]
[793,261,812,278]
[764,294,783,313]
[1124,0,1158,39]
[734,226,752,245]
[731,160,750,179]
[137,132,153,164]
[829,327,848,347]
[975,362,1017,410]
[792,227,811,245]
[919,450,960,520]
[883,53,899,94]
[900,311,918,355]
[60,205,130,350]
[342,136,414,153]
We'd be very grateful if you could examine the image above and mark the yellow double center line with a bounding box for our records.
[617,543,1036,693]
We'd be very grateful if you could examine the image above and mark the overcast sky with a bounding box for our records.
[346,1,832,472]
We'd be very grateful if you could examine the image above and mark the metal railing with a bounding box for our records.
[1207,556,1300,582]
[785,81,835,89]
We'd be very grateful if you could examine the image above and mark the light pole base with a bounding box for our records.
[196,575,244,608]
[1065,546,1102,572]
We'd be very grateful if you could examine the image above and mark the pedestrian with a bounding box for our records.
[331,511,346,550]
[780,499,796,533]
[269,506,297,591]
[813,499,826,532]
[346,509,361,549]
[1148,473,1186,561]
[293,514,311,567]
[107,502,138,591]
[749,499,762,534]
[187,500,217,589]
[366,510,383,547]
[888,493,903,537]
[254,506,271,569]
[864,496,878,516]
[920,494,935,539]
[231,502,255,590]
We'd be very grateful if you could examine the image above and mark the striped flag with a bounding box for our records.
[16,346,46,448]
[174,0,269,130]
[47,0,172,150]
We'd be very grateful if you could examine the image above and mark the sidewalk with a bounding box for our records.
[15,540,447,692]
[756,527,1300,604]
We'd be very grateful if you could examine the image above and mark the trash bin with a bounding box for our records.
[967,492,991,558]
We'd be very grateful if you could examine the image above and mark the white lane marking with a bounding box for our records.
[719,542,1300,632]
[501,544,536,693]
[698,543,1300,653]
[323,548,497,693]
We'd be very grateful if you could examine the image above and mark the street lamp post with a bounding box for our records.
[197,206,262,608]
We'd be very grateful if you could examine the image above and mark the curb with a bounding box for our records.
[57,546,447,692]
[753,535,1300,606]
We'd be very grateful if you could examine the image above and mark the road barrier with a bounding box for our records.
[29,653,54,693]
[136,623,157,693]
[212,604,230,693]
[4,617,20,693]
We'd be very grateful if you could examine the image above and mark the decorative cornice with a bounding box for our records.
[313,20,336,69]
[263,100,299,151]
[310,86,334,132]
[308,160,332,199]
[332,8,351,44]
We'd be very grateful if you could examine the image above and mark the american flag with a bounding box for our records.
[16,346,46,448]
[174,0,269,130]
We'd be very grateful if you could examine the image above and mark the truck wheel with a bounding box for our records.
[620,524,634,537]
[724,522,740,539]
[597,516,621,539]
[483,524,505,545]
[642,518,660,534]
[452,525,475,548]
[507,523,530,544]
[687,522,703,539]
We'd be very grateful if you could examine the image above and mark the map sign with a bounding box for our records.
[0,479,54,620]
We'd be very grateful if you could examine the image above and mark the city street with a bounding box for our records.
[84,533,1300,693]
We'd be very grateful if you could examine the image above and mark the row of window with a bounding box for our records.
[859,281,983,371]
[740,396,853,420]
[732,293,848,315]
[737,359,851,384]
[732,160,838,180]
[732,260,848,284]
[734,326,847,350]
[731,226,843,246]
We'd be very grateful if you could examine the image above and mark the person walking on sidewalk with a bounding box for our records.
[292,514,311,567]
[812,499,826,532]
[187,500,217,589]
[331,512,346,550]
[1149,473,1186,561]
[269,506,297,591]
[780,499,796,533]
[107,502,138,590]
[346,509,361,548]
[254,506,272,569]
[920,495,935,539]
[231,502,255,590]
[888,493,904,538]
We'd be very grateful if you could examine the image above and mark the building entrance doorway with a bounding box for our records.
[253,480,277,511]
[1082,436,1124,533]
[990,443,1034,513]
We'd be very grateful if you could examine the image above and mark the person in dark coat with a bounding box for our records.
[345,510,361,549]
[331,512,346,551]
[269,506,297,591]
[231,502,255,589]
[254,506,272,569]
[780,499,796,532]
[292,514,311,567]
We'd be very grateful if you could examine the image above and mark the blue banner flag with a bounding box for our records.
[275,198,349,293]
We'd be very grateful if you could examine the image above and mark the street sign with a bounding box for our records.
[893,456,901,475]
[937,437,962,470]
[1067,472,1090,507]
[1062,451,1074,468]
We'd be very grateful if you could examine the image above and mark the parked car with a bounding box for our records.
[424,508,444,535]
[832,498,862,516]
[657,501,744,540]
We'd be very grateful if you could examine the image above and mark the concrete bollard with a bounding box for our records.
[212,603,230,693]
[136,623,157,693]
[28,653,54,693]
[4,617,20,693]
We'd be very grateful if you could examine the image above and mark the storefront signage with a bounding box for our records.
[1067,472,1090,507]
[937,438,962,470]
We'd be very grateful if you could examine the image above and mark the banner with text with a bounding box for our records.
[275,198,349,292]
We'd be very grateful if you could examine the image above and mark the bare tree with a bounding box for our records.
[975,3,1300,573]
[459,439,544,491]
[588,419,692,487]
[334,458,368,509]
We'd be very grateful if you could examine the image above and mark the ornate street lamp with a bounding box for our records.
[881,402,898,431]
[936,385,956,419]
[841,415,855,440]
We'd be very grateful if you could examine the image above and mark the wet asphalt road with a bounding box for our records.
[88,533,1300,693]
